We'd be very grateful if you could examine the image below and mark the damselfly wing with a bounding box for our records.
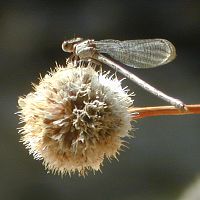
[94,39,176,68]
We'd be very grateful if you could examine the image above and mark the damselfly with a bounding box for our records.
[62,37,184,109]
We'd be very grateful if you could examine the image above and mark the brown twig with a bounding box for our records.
[128,104,200,120]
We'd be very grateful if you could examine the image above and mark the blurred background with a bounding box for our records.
[1,0,200,199]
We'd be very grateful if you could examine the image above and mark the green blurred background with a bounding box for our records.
[1,1,200,199]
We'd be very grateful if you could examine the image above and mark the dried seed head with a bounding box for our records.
[17,61,133,176]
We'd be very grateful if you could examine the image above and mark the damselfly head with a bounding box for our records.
[62,37,83,53]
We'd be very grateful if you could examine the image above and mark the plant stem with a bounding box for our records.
[128,104,200,120]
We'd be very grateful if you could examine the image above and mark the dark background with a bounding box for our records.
[1,1,200,200]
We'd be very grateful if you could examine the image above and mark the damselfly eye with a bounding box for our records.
[62,38,84,53]
[62,41,73,53]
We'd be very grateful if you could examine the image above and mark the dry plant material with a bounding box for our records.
[17,57,200,176]
[129,105,200,119]
[17,61,133,176]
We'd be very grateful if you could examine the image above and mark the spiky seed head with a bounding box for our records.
[17,61,133,176]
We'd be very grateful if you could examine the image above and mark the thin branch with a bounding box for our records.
[128,104,200,120]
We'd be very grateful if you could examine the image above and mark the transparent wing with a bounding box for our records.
[95,39,176,68]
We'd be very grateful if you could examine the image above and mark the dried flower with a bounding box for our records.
[17,61,133,176]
